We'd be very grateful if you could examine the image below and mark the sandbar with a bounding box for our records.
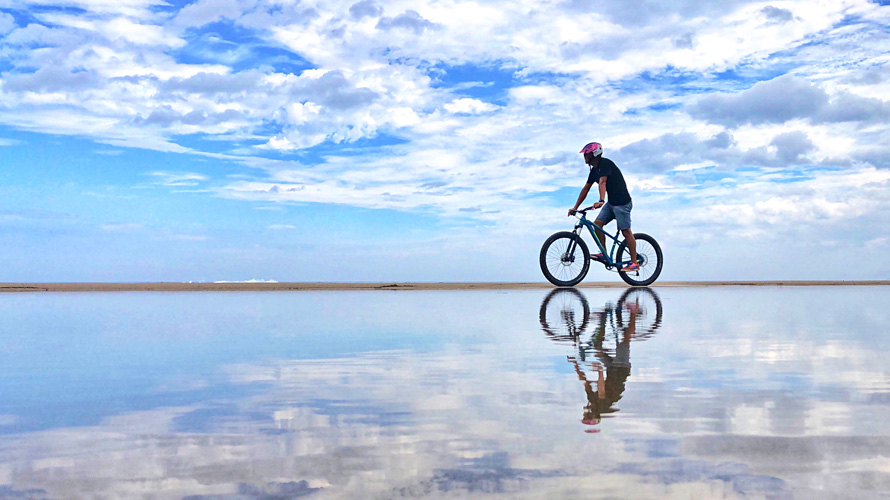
[0,281,888,293]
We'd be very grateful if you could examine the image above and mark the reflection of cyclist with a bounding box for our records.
[567,142,638,272]
[568,301,637,431]
[539,288,663,431]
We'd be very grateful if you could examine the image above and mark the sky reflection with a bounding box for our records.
[0,287,888,498]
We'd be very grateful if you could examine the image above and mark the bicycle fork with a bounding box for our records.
[564,238,578,263]
[563,226,584,263]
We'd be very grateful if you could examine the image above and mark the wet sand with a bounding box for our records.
[1,280,888,292]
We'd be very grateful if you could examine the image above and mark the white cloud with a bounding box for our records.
[443,97,498,114]
[376,9,439,34]
[159,233,209,241]
[689,74,829,127]
[2,0,882,165]
[94,148,124,156]
[0,213,25,223]
[101,222,144,231]
[6,0,168,17]
[349,0,382,20]
[689,74,890,128]
[103,17,184,47]
[172,0,242,29]
[149,172,209,187]
[0,12,14,35]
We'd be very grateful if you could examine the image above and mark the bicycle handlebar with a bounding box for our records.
[569,205,595,216]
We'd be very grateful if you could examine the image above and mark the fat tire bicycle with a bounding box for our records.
[540,206,663,287]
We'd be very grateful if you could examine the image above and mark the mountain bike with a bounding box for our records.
[539,206,663,287]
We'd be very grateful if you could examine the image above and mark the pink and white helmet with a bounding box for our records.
[579,142,603,157]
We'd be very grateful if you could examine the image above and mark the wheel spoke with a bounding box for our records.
[542,234,588,285]
[614,235,661,285]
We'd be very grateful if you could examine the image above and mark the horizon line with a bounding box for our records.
[1,280,888,293]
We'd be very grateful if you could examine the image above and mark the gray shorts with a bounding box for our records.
[596,200,632,230]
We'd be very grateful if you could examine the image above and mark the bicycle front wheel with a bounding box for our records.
[616,233,663,286]
[539,287,591,340]
[540,231,590,287]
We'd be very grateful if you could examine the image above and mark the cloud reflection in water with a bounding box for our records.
[0,287,888,498]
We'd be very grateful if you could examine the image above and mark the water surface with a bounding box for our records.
[1,287,888,499]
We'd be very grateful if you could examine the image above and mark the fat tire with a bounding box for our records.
[616,233,663,287]
[540,231,590,287]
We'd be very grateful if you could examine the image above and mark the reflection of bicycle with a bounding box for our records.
[539,288,591,342]
[614,287,663,341]
[539,287,663,359]
[539,206,663,287]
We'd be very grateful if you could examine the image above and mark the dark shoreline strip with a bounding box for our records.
[0,281,888,293]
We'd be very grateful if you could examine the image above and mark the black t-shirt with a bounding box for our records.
[586,157,631,206]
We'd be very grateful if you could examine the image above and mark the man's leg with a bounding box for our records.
[593,219,606,253]
[615,202,637,269]
[593,204,615,259]
[621,228,637,266]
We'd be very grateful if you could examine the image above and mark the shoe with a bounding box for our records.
[591,253,605,262]
[621,262,640,272]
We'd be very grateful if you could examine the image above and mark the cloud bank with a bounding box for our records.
[0,0,889,280]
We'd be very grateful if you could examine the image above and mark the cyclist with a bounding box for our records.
[568,142,638,272]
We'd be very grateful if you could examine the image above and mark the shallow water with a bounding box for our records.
[0,287,889,499]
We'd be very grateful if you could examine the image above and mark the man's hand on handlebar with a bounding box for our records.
[569,205,598,216]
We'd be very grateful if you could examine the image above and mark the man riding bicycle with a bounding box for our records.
[568,142,639,273]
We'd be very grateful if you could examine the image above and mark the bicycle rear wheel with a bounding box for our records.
[615,287,663,340]
[616,233,662,286]
[540,231,590,287]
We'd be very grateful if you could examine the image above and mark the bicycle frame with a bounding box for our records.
[577,306,616,361]
[570,212,633,269]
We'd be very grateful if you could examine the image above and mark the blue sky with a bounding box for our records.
[1,0,889,282]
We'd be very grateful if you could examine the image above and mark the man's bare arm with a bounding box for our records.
[569,182,594,215]
[591,176,607,208]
